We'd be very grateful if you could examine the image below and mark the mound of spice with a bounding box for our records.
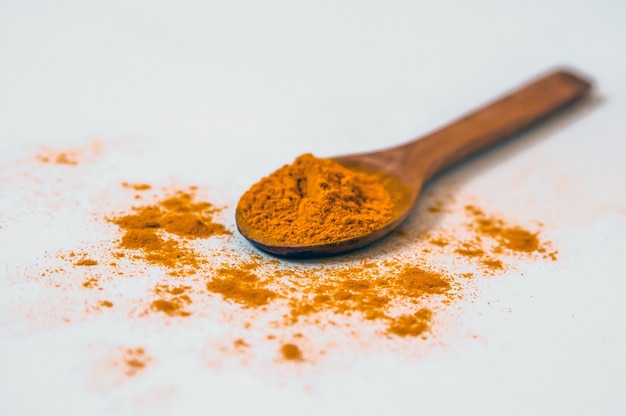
[237,154,396,245]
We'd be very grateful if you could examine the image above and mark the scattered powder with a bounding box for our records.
[281,344,303,361]
[122,182,152,191]
[422,204,557,275]
[36,140,102,166]
[82,277,100,289]
[481,258,504,270]
[465,205,555,258]
[109,190,230,276]
[75,259,98,266]
[207,260,279,308]
[55,153,78,165]
[150,284,192,317]
[429,237,449,247]
[234,339,249,348]
[37,153,77,165]
[14,163,557,371]
[120,347,150,377]
[47,184,555,367]
[386,308,432,337]
[281,262,454,337]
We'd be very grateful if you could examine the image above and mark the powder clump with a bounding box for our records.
[387,308,432,337]
[237,154,397,245]
[281,343,303,361]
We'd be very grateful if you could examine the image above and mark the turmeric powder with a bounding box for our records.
[237,154,397,245]
[6,141,565,373]
[109,190,230,276]
[281,343,303,361]
[60,182,558,366]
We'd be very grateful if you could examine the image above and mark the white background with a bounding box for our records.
[1,0,625,415]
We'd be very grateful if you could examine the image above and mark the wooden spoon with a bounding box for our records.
[236,68,592,257]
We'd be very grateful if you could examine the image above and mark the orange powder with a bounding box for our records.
[75,259,98,266]
[40,177,558,366]
[429,237,449,247]
[120,347,150,377]
[465,205,552,256]
[102,185,557,347]
[122,182,152,191]
[37,153,77,165]
[36,141,102,166]
[234,339,249,348]
[281,343,303,361]
[150,284,192,317]
[387,309,432,337]
[237,154,399,245]
[280,262,453,336]
[82,277,100,289]
[393,266,451,297]
[109,189,230,276]
[423,203,557,275]
[55,153,77,165]
[206,261,279,308]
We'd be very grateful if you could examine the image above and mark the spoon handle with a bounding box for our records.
[409,69,592,182]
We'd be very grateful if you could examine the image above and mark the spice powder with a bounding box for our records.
[9,145,558,374]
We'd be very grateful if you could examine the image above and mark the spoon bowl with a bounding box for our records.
[236,68,592,257]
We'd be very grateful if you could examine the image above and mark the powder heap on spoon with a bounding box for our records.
[237,153,401,246]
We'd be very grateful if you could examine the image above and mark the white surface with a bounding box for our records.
[1,1,625,415]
